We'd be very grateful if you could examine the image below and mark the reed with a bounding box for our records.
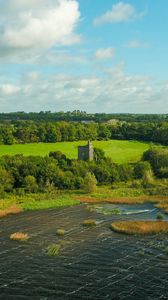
[46,244,61,256]
[111,221,168,235]
[156,203,168,214]
[83,219,97,227]
[10,232,29,242]
[0,205,23,218]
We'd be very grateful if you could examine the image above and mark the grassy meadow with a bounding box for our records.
[0,140,151,164]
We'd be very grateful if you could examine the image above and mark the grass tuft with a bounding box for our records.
[46,244,61,256]
[83,219,97,227]
[56,229,65,236]
[111,221,168,235]
[10,232,29,242]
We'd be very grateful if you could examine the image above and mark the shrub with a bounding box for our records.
[10,232,29,242]
[24,175,38,193]
[83,172,97,193]
[156,213,164,221]
[134,161,152,179]
[142,169,154,188]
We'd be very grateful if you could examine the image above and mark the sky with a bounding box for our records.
[0,0,167,113]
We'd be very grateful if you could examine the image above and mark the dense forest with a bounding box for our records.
[0,147,167,194]
[0,111,168,123]
[0,120,168,145]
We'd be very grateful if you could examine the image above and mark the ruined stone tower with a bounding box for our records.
[78,141,94,161]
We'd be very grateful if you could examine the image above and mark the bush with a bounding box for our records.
[134,161,152,179]
[156,213,164,221]
[142,169,154,188]
[24,175,38,193]
[83,172,97,193]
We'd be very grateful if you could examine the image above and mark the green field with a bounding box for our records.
[0,140,152,164]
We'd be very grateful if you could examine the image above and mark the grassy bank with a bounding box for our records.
[1,183,168,218]
[0,140,151,164]
[0,193,80,217]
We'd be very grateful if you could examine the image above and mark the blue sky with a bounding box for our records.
[0,0,167,113]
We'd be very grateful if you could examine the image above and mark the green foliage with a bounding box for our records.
[56,229,65,236]
[24,175,38,193]
[46,244,61,256]
[21,196,79,211]
[0,167,14,192]
[94,147,106,161]
[134,161,152,179]
[118,164,133,182]
[143,148,168,176]
[83,172,97,193]
[142,169,154,188]
[156,213,164,221]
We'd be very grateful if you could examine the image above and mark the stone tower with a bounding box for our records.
[78,141,94,161]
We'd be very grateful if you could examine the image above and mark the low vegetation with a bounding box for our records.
[88,204,121,215]
[20,196,80,211]
[156,213,164,220]
[46,244,61,256]
[56,229,65,236]
[156,203,168,214]
[83,219,97,227]
[0,205,23,218]
[111,221,168,235]
[10,232,29,242]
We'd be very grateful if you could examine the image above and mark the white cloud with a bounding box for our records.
[0,65,167,113]
[0,84,20,95]
[94,2,146,26]
[0,0,81,53]
[124,40,150,49]
[95,48,115,60]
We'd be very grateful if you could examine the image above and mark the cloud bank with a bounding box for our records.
[0,0,81,54]
[0,65,166,113]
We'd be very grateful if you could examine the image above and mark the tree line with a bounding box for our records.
[0,111,167,123]
[1,120,168,145]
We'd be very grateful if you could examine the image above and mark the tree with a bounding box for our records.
[0,167,14,192]
[24,175,38,193]
[83,172,97,193]
[134,161,152,179]
[142,169,154,188]
[94,148,106,161]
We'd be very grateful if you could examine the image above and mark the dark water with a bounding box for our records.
[0,203,168,300]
